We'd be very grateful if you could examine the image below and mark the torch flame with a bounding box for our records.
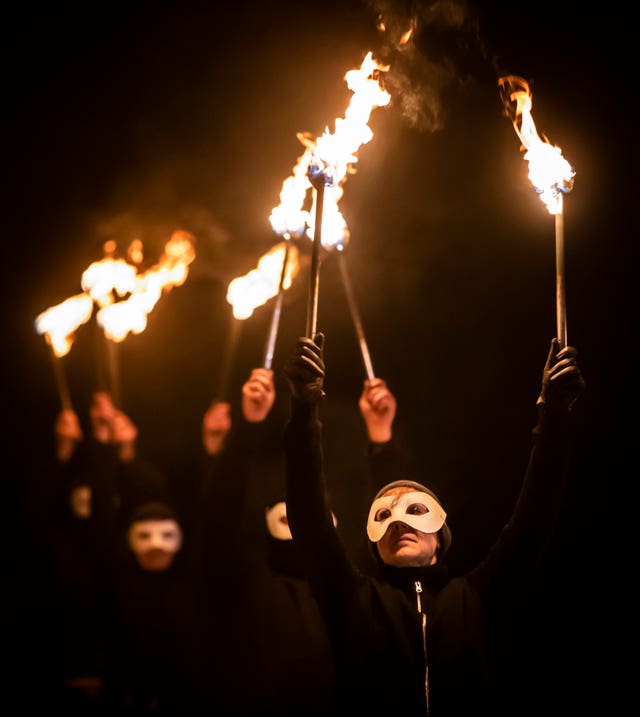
[128,238,144,265]
[96,229,196,342]
[226,241,300,320]
[270,52,390,249]
[35,293,94,357]
[35,227,196,412]
[498,75,575,215]
[81,257,138,308]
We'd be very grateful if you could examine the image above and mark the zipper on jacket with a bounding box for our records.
[414,581,430,716]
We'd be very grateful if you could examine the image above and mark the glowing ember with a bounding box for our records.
[128,238,144,265]
[498,75,575,215]
[35,293,94,357]
[270,52,390,249]
[226,241,300,320]
[376,15,414,45]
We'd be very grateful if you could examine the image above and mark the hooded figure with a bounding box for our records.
[367,479,452,564]
[197,400,336,717]
[126,501,183,572]
[87,455,203,716]
[284,333,585,716]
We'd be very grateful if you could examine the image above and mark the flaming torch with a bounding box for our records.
[262,241,299,370]
[221,241,300,399]
[498,75,575,347]
[34,293,94,409]
[335,240,375,379]
[81,249,139,404]
[82,230,196,406]
[270,51,390,337]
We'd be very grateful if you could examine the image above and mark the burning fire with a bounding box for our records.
[36,230,196,349]
[269,52,390,249]
[89,230,196,342]
[226,241,300,320]
[498,75,575,215]
[81,256,138,308]
[34,293,94,357]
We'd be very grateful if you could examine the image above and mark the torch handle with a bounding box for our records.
[264,292,284,370]
[306,181,325,338]
[50,348,72,411]
[216,313,242,402]
[337,251,375,380]
[263,242,291,369]
[107,338,122,409]
[555,206,568,349]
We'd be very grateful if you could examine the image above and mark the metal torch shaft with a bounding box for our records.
[555,202,567,349]
[106,338,122,409]
[263,242,290,369]
[50,348,72,411]
[216,313,241,402]
[337,250,375,380]
[306,181,325,338]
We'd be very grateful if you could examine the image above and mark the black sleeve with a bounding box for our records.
[468,407,579,609]
[284,400,359,615]
[197,417,271,588]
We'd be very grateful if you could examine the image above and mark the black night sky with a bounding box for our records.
[6,1,632,711]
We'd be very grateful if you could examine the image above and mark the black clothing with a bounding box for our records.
[198,417,335,716]
[285,401,577,716]
[27,444,107,713]
[88,444,203,716]
[24,438,176,714]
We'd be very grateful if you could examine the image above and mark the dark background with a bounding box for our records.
[6,0,631,712]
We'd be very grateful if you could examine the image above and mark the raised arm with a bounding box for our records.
[284,333,357,606]
[471,338,586,600]
[359,377,396,445]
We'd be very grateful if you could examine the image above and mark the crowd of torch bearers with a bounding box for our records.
[35,52,575,412]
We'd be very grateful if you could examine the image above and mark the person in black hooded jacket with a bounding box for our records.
[27,391,163,714]
[197,367,335,716]
[283,332,585,717]
[71,393,204,717]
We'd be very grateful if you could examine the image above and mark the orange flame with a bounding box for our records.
[96,230,196,342]
[226,241,300,320]
[35,229,196,370]
[270,52,390,249]
[81,256,138,308]
[498,75,575,215]
[34,293,94,357]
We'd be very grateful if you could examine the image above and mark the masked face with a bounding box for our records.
[367,490,446,543]
[127,519,183,571]
[69,485,92,520]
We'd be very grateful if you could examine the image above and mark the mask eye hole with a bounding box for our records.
[406,503,428,516]
[375,507,391,522]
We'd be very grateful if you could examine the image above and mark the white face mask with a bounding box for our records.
[265,501,292,541]
[367,491,446,543]
[127,519,183,571]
